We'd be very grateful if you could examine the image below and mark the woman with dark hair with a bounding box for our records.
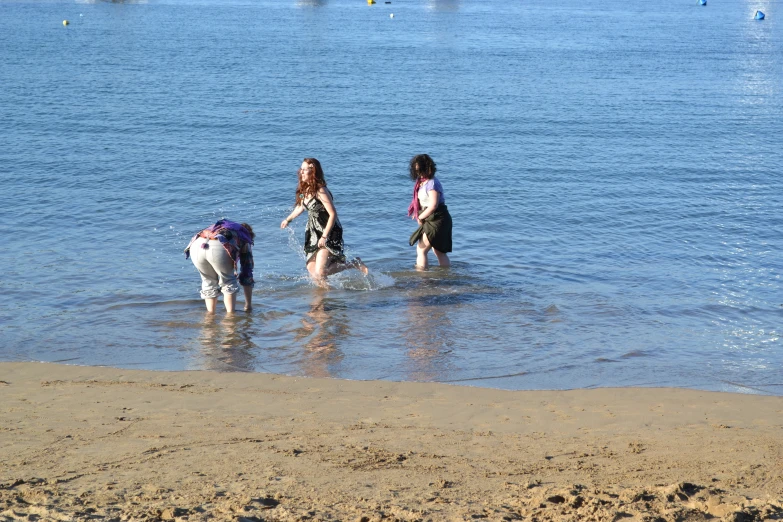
[185,219,255,313]
[408,154,452,269]
[280,158,368,286]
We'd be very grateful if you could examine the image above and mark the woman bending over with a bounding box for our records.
[185,219,254,313]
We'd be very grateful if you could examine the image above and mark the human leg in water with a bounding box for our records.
[416,232,450,269]
[308,248,368,285]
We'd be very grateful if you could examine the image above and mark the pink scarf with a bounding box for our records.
[407,178,424,219]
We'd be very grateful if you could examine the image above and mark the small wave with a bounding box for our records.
[440,370,530,383]
[331,272,395,291]
[106,299,199,311]
[621,350,649,359]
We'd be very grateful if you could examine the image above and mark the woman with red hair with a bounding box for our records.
[281,158,368,286]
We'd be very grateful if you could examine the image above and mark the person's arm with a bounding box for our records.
[238,243,254,311]
[280,204,305,228]
[243,285,252,311]
[417,190,440,224]
[316,188,337,248]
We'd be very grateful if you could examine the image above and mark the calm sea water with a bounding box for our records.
[1,0,781,394]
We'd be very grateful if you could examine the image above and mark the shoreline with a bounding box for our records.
[1,362,782,521]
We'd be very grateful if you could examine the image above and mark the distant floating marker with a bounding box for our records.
[754,10,765,20]
[390,13,394,18]
[367,0,375,4]
[62,20,69,26]
[699,0,706,5]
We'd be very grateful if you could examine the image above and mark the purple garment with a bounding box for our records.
[201,219,254,246]
[418,178,445,205]
[407,177,446,219]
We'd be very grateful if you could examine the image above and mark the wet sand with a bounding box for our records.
[1,362,782,521]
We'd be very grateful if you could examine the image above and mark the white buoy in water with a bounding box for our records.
[390,13,394,18]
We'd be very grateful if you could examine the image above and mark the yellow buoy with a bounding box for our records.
[367,0,375,4]
[62,20,69,26]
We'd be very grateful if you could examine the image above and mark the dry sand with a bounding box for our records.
[1,362,781,521]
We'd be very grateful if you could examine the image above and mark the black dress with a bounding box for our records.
[409,204,453,253]
[303,190,346,264]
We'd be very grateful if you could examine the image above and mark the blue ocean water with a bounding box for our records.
[0,0,781,394]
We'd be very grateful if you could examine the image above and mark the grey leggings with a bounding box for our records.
[190,237,239,299]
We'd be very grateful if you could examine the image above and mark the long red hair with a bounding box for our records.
[295,158,327,205]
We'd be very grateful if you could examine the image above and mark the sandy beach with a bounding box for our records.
[1,362,781,521]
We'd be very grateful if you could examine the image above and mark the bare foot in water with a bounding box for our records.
[353,258,369,275]
[313,277,330,289]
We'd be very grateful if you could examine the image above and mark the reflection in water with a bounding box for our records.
[428,0,460,11]
[292,289,347,377]
[736,5,777,103]
[76,0,149,4]
[402,294,455,382]
[197,313,257,372]
[716,12,778,356]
